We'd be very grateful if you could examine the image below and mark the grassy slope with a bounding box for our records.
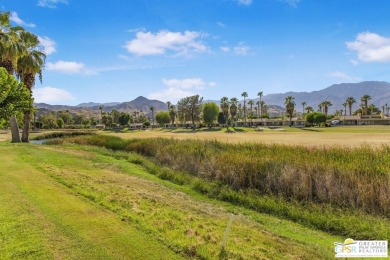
[0,143,180,260]
[0,142,343,259]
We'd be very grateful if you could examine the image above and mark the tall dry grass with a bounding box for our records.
[60,135,390,216]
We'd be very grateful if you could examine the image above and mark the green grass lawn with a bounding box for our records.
[0,142,345,259]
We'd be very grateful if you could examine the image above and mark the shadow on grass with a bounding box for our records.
[300,128,322,132]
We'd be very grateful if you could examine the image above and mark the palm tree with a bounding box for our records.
[166,101,171,111]
[169,105,176,127]
[17,31,46,142]
[263,105,268,116]
[382,105,385,115]
[241,92,248,126]
[285,96,295,126]
[322,101,332,116]
[301,101,306,116]
[220,97,230,129]
[346,97,356,116]
[257,91,263,117]
[305,106,313,114]
[360,95,371,115]
[99,106,103,123]
[318,103,323,113]
[230,98,238,127]
[342,102,347,116]
[149,106,155,127]
[0,11,26,142]
[248,99,254,125]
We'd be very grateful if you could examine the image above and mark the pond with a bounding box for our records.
[30,139,48,145]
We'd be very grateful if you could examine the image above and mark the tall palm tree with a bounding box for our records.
[301,101,306,116]
[257,91,263,117]
[256,101,260,117]
[360,94,371,115]
[318,103,323,113]
[169,105,176,126]
[220,97,230,129]
[248,99,254,125]
[382,105,385,114]
[322,101,332,116]
[99,106,103,123]
[17,31,46,142]
[342,102,347,116]
[263,105,268,116]
[285,96,295,126]
[346,97,356,116]
[230,98,238,127]
[149,106,155,127]
[241,92,248,126]
[166,101,171,111]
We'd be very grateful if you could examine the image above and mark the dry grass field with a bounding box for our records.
[105,126,390,147]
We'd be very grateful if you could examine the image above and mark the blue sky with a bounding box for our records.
[2,0,390,105]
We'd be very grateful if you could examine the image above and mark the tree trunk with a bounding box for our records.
[10,115,21,143]
[22,111,31,143]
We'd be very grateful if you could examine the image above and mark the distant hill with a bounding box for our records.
[34,82,390,117]
[34,96,168,117]
[262,81,390,113]
[76,102,120,108]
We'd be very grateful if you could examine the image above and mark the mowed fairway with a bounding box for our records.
[105,125,390,147]
[0,142,342,259]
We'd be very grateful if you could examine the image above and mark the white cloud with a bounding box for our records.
[37,0,68,8]
[34,86,74,103]
[234,43,250,56]
[10,12,36,28]
[148,78,215,102]
[346,32,390,63]
[237,0,253,6]
[124,30,208,57]
[220,46,230,52]
[38,36,56,55]
[46,60,88,74]
[329,71,362,82]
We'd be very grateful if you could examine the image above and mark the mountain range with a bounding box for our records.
[34,81,390,116]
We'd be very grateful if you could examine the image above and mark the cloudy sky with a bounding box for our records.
[2,0,390,105]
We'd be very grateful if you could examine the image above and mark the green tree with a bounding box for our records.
[149,106,155,127]
[17,30,46,142]
[220,97,230,128]
[257,91,263,117]
[177,95,203,130]
[360,94,371,115]
[230,98,238,127]
[118,112,130,126]
[301,101,306,116]
[346,97,356,116]
[342,102,347,116]
[0,11,26,142]
[155,111,170,126]
[57,118,64,128]
[169,105,176,126]
[217,112,225,125]
[305,112,326,126]
[0,68,32,136]
[285,96,295,126]
[202,102,219,128]
[241,92,248,126]
[305,106,313,113]
[321,101,332,116]
[248,99,254,124]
